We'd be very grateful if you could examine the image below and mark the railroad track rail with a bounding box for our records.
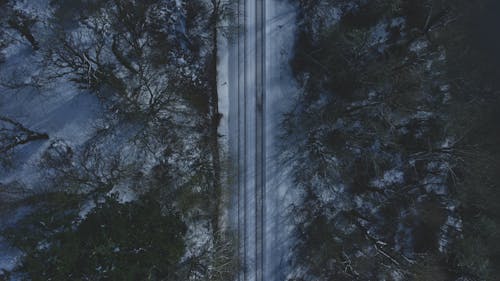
[234,0,266,280]
[228,0,296,280]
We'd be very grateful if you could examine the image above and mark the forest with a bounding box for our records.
[285,0,500,280]
[0,0,235,280]
[1,0,500,280]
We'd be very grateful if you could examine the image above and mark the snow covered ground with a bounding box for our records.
[0,17,103,189]
[263,1,299,280]
[0,2,103,272]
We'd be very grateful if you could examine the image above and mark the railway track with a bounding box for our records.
[226,0,296,280]
[255,0,266,280]
[233,0,266,280]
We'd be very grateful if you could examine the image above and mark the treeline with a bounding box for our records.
[286,0,500,280]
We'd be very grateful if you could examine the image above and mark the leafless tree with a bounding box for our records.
[0,115,48,155]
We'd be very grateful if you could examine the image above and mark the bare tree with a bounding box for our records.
[0,115,48,155]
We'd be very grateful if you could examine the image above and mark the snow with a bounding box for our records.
[107,185,137,204]
[264,1,302,280]
[370,22,390,47]
[0,205,32,272]
[181,220,211,261]
[217,17,230,142]
[223,0,300,279]
[409,39,429,54]
[0,239,22,272]
[309,5,342,42]
[77,200,96,220]
[0,35,103,188]
[391,17,406,28]
[1,0,223,277]
[0,5,105,273]
[371,169,404,188]
[439,215,463,252]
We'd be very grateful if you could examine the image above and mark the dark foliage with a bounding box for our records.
[286,0,500,280]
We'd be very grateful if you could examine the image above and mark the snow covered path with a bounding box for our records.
[222,0,298,280]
